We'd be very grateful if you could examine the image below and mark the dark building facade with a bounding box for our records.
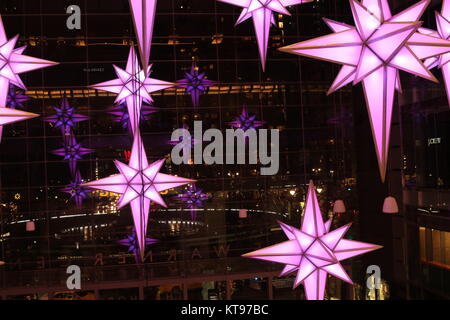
[0,0,447,300]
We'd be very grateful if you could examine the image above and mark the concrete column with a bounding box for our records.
[348,283,355,300]
[139,286,144,300]
[183,283,188,300]
[267,277,273,300]
[226,280,232,300]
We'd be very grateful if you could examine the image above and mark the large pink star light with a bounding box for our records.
[280,0,450,181]
[0,15,58,140]
[418,0,450,107]
[90,46,174,134]
[218,0,313,71]
[243,181,382,300]
[82,132,194,259]
[129,0,157,72]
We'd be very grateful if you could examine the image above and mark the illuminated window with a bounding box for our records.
[419,227,450,268]
[419,227,426,261]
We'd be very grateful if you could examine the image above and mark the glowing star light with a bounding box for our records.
[229,106,265,131]
[44,98,89,134]
[176,62,215,107]
[280,0,450,181]
[91,46,174,134]
[7,85,29,109]
[0,106,38,128]
[418,0,450,107]
[52,135,94,176]
[82,132,194,259]
[243,181,382,300]
[61,171,90,208]
[0,15,58,140]
[218,0,312,71]
[175,184,210,220]
[129,0,158,72]
[118,227,158,263]
[109,102,158,131]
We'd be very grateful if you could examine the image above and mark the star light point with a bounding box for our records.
[82,132,195,260]
[280,0,450,182]
[243,181,382,300]
[218,0,313,71]
[419,0,450,108]
[0,107,39,126]
[129,0,158,72]
[91,46,174,133]
[0,14,58,141]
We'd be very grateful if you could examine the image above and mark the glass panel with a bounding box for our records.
[419,227,426,262]
[432,229,442,263]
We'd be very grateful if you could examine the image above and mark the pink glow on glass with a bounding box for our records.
[218,0,312,71]
[280,0,450,182]
[243,181,382,300]
[82,131,194,259]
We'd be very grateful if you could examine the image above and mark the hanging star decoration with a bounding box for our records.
[108,102,159,131]
[6,84,29,109]
[229,106,265,131]
[118,227,158,263]
[129,0,158,72]
[91,46,174,134]
[243,181,382,300]
[417,0,450,107]
[44,98,89,134]
[218,0,313,71]
[51,135,94,176]
[175,184,210,220]
[0,106,38,129]
[61,171,90,208]
[279,0,450,182]
[82,132,194,259]
[0,15,58,141]
[176,62,216,107]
